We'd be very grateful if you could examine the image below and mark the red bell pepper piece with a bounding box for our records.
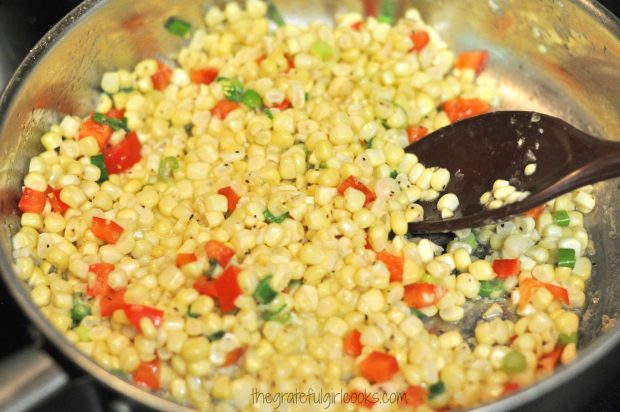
[204,240,235,268]
[190,67,219,85]
[124,304,164,332]
[46,187,69,215]
[377,251,404,282]
[442,98,490,123]
[538,345,564,374]
[78,113,113,149]
[99,289,126,316]
[103,131,142,174]
[519,277,569,309]
[409,31,430,52]
[406,125,429,144]
[401,385,428,407]
[221,345,247,367]
[18,188,46,213]
[343,329,362,357]
[214,265,242,312]
[403,283,445,308]
[285,53,295,72]
[212,99,240,120]
[194,276,219,298]
[358,351,399,383]
[217,186,240,213]
[492,259,521,278]
[351,21,363,31]
[133,359,161,391]
[503,382,520,395]
[105,108,126,120]
[349,390,376,409]
[176,253,198,268]
[255,53,267,65]
[524,205,546,219]
[86,263,115,297]
[337,176,376,207]
[272,98,291,110]
[151,61,172,90]
[91,216,124,244]
[455,50,489,75]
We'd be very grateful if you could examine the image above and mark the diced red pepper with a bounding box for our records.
[133,359,160,391]
[401,385,428,407]
[151,61,172,90]
[403,283,445,308]
[91,216,124,244]
[190,67,219,85]
[86,263,115,297]
[103,131,142,174]
[358,351,399,383]
[217,186,240,213]
[409,31,430,52]
[99,289,126,316]
[442,98,490,123]
[285,53,295,72]
[377,251,404,282]
[221,345,247,367]
[78,113,113,149]
[176,253,198,268]
[105,108,126,120]
[272,98,291,110]
[492,259,521,278]
[204,240,235,268]
[214,265,242,312]
[524,205,546,219]
[406,125,429,144]
[124,304,164,332]
[351,21,363,31]
[503,382,520,395]
[194,276,219,298]
[212,99,240,120]
[519,277,569,309]
[349,390,376,409]
[256,53,267,65]
[455,50,489,75]
[46,187,69,214]
[18,188,46,213]
[343,329,362,357]
[337,176,376,207]
[537,345,564,374]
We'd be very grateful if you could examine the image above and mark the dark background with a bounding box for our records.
[0,0,618,411]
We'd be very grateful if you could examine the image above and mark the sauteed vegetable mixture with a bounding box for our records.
[12,1,596,410]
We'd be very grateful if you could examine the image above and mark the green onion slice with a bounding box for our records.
[389,170,398,179]
[428,382,445,399]
[203,259,219,277]
[207,330,225,342]
[253,275,278,304]
[367,136,375,149]
[553,210,570,227]
[158,156,180,180]
[90,154,109,184]
[165,16,192,37]
[266,1,285,27]
[559,332,578,345]
[264,108,274,119]
[310,40,333,61]
[479,279,505,298]
[241,89,264,109]
[263,304,289,322]
[70,292,91,327]
[263,208,289,224]
[464,232,478,251]
[410,308,427,319]
[378,0,397,25]
[218,77,245,102]
[557,248,576,268]
[93,112,129,132]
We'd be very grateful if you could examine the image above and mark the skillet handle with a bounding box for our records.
[0,346,68,412]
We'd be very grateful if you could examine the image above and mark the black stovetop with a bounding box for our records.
[0,1,619,411]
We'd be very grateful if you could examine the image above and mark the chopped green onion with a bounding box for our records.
[218,77,245,102]
[381,119,390,129]
[378,0,397,25]
[203,259,219,277]
[93,112,129,132]
[70,292,91,327]
[119,87,134,93]
[464,232,478,251]
[420,273,440,285]
[557,248,576,268]
[207,330,225,341]
[428,382,445,400]
[479,279,504,298]
[241,89,264,109]
[286,279,302,290]
[73,324,90,341]
[264,108,273,119]
[110,369,130,380]
[389,170,398,179]
[367,137,375,148]
[310,40,333,61]
[90,154,109,184]
[502,350,527,374]
[263,208,289,223]
[559,332,578,345]
[304,92,309,101]
[410,308,427,319]
[263,304,289,322]
[553,210,570,227]
[266,1,285,27]
[253,275,278,304]
[158,156,179,180]
[165,16,192,37]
